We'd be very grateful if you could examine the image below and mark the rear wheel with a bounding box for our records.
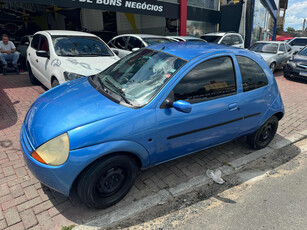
[27,62,40,85]
[283,66,291,79]
[77,155,138,209]
[247,116,278,150]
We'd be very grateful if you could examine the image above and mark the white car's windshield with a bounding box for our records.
[92,49,187,107]
[201,35,221,43]
[249,43,279,54]
[52,36,113,57]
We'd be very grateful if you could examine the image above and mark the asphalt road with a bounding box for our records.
[124,138,307,230]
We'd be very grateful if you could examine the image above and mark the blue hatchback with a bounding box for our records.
[21,42,284,208]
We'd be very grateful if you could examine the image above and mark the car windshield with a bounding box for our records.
[143,37,173,46]
[91,49,187,107]
[52,36,113,57]
[298,47,307,56]
[249,43,279,54]
[201,35,221,43]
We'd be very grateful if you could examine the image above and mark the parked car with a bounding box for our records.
[200,32,244,48]
[249,41,293,72]
[283,45,307,80]
[287,37,307,53]
[21,42,284,209]
[108,34,174,58]
[27,30,119,89]
[166,36,206,42]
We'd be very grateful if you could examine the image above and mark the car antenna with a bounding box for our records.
[161,45,166,50]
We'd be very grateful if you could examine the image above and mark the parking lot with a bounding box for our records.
[0,70,307,230]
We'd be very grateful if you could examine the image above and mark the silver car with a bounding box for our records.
[249,41,293,72]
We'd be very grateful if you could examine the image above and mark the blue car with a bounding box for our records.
[21,42,284,208]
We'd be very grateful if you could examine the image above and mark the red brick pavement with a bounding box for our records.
[0,71,306,229]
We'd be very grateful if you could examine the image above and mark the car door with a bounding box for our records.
[154,55,243,164]
[109,36,130,58]
[34,34,51,87]
[235,55,270,135]
[27,34,41,80]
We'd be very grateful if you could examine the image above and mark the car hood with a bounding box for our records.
[57,55,119,75]
[293,54,307,64]
[23,77,130,148]
[256,53,275,61]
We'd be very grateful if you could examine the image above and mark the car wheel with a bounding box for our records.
[283,66,291,79]
[247,116,278,150]
[270,62,276,73]
[27,62,40,85]
[51,78,60,88]
[77,155,138,209]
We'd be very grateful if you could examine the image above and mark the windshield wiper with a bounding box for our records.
[104,78,132,105]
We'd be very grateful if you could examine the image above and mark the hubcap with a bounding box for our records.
[260,123,273,142]
[96,167,126,196]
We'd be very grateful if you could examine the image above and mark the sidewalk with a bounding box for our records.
[0,71,306,229]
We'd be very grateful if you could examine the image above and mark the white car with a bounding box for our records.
[201,32,244,48]
[165,36,206,42]
[108,34,174,58]
[287,37,307,53]
[27,30,119,88]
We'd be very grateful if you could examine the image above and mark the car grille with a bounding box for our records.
[20,126,35,155]
[297,63,307,70]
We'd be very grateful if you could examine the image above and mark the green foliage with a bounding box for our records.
[62,225,75,230]
[286,27,295,33]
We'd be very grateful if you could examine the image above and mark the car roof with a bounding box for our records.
[148,41,249,61]
[39,30,98,37]
[255,41,285,44]
[118,34,169,39]
[168,36,203,40]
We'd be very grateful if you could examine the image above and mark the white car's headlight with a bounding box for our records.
[31,133,69,166]
[64,72,86,81]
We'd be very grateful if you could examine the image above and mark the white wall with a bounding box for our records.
[80,8,104,31]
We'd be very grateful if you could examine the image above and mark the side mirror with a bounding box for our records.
[24,42,30,45]
[132,47,140,52]
[113,50,119,56]
[173,100,192,113]
[36,50,49,58]
[293,51,298,55]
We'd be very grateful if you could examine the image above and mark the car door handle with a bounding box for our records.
[28,53,30,56]
[36,59,38,63]
[228,103,240,111]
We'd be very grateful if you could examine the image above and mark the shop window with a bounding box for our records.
[127,37,144,51]
[236,56,268,92]
[31,35,40,50]
[173,56,236,104]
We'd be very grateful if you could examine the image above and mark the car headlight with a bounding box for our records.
[31,133,69,166]
[64,72,85,81]
[287,60,296,68]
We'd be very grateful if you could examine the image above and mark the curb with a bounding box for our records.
[74,129,307,230]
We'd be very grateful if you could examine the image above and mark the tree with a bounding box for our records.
[286,27,295,33]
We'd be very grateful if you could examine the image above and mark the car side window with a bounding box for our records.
[286,44,292,52]
[291,38,307,46]
[114,36,128,49]
[31,35,40,50]
[127,37,144,51]
[236,56,268,92]
[38,36,49,52]
[279,44,285,52]
[231,35,241,45]
[220,36,233,45]
[173,56,236,104]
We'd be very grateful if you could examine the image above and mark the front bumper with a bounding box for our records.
[284,64,307,80]
[20,125,90,196]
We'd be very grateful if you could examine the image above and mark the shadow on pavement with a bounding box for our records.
[0,87,18,130]
[42,134,302,228]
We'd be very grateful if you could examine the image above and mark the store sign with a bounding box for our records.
[9,0,179,18]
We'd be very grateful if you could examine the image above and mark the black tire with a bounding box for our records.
[51,78,60,88]
[270,62,276,73]
[283,66,290,79]
[77,155,138,209]
[27,62,40,85]
[247,116,278,150]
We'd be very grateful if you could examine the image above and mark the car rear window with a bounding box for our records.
[236,56,268,92]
